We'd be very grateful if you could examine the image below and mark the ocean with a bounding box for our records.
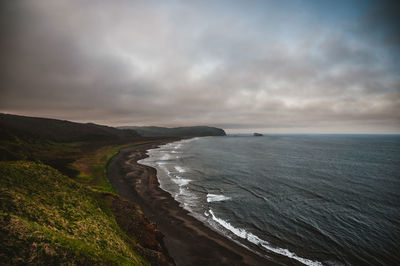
[138,135,400,265]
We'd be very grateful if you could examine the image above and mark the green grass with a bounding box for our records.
[0,134,80,161]
[0,161,149,265]
[71,141,156,192]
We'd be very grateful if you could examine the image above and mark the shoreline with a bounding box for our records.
[107,139,298,265]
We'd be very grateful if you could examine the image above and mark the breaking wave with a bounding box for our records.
[206,194,231,202]
[208,210,322,266]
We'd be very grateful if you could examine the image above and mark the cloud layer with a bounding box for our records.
[1,0,399,133]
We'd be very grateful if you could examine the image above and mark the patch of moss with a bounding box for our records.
[0,161,149,265]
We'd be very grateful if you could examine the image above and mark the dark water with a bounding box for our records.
[139,135,400,265]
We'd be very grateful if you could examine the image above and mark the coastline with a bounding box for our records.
[108,139,298,265]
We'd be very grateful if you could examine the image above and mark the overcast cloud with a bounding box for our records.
[0,0,399,133]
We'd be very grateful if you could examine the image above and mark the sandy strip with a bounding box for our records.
[108,140,297,266]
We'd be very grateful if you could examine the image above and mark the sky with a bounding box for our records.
[0,0,399,133]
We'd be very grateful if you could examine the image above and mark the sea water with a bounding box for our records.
[138,135,400,265]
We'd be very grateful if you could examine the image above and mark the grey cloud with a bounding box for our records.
[360,0,400,49]
[0,0,399,133]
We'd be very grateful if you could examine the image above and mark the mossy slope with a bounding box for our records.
[0,161,148,265]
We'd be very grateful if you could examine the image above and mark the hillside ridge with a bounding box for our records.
[0,113,139,142]
[119,125,226,137]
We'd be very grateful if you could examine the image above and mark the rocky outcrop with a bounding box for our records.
[104,194,175,266]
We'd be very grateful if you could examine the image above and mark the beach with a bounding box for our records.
[107,140,296,265]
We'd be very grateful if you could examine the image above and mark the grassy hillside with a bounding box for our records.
[0,113,143,177]
[0,113,139,143]
[0,114,174,265]
[119,126,226,137]
[0,161,150,264]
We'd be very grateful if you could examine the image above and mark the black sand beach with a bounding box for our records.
[108,140,298,265]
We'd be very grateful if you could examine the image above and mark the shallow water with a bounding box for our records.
[139,135,400,265]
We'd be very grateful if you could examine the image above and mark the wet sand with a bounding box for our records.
[108,140,297,266]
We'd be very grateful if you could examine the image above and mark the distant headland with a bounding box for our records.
[119,125,226,137]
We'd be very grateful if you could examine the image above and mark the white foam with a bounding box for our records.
[159,153,171,161]
[157,165,171,177]
[207,194,232,202]
[174,166,186,173]
[174,144,182,149]
[209,210,322,266]
[172,177,191,186]
[174,185,199,213]
[182,137,200,143]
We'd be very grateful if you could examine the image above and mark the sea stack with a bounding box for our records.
[253,133,263,136]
